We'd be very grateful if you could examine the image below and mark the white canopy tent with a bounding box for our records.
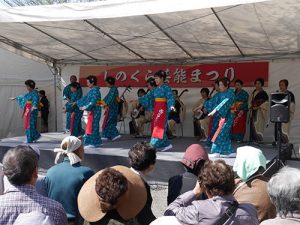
[0,0,299,149]
[0,0,299,66]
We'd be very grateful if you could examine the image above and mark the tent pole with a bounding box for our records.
[52,61,59,132]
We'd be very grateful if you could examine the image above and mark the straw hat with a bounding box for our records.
[77,165,147,222]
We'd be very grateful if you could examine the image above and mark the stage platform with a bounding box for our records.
[0,132,298,184]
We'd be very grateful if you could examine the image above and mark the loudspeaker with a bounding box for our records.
[270,92,290,123]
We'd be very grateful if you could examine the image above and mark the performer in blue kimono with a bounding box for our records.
[63,75,82,133]
[76,75,102,148]
[139,70,175,151]
[10,80,41,143]
[231,79,249,142]
[65,82,85,137]
[205,80,220,147]
[205,78,235,157]
[101,77,121,141]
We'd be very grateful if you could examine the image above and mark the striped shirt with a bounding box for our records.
[0,184,67,225]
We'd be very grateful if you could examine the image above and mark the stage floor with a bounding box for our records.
[1,132,296,184]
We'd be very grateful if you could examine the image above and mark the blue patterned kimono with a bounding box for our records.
[65,90,84,137]
[77,87,102,146]
[205,92,220,147]
[232,89,249,141]
[63,84,82,131]
[204,89,235,154]
[16,90,41,143]
[102,86,120,139]
[139,83,175,149]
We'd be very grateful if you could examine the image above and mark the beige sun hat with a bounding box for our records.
[77,165,147,222]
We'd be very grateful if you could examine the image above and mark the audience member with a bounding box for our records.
[77,166,147,225]
[13,211,54,225]
[261,167,300,225]
[167,144,208,205]
[2,145,47,196]
[0,145,67,225]
[0,163,3,195]
[233,146,276,222]
[164,160,259,225]
[128,142,157,224]
[45,136,94,225]
[150,216,181,225]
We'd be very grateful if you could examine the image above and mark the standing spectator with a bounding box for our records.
[274,79,296,144]
[39,90,49,133]
[128,142,157,224]
[261,167,300,225]
[45,136,94,225]
[168,144,208,205]
[77,166,147,225]
[249,78,269,142]
[0,145,67,225]
[233,146,276,222]
[165,160,259,225]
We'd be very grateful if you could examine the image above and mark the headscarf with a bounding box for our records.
[233,146,266,182]
[54,136,82,165]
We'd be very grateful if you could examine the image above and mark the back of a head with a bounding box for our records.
[181,144,208,176]
[233,146,266,182]
[13,211,54,225]
[128,142,156,171]
[199,160,235,197]
[95,168,128,212]
[267,167,300,216]
[2,145,38,186]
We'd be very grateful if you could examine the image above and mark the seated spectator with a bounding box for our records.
[13,211,54,225]
[150,216,181,225]
[128,142,157,224]
[164,160,259,225]
[0,145,67,225]
[233,146,276,222]
[77,166,147,225]
[45,136,94,225]
[1,145,47,196]
[0,163,4,195]
[261,167,300,225]
[167,144,208,205]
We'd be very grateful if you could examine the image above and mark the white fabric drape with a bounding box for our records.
[0,0,267,23]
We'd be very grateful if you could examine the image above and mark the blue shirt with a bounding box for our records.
[45,158,94,220]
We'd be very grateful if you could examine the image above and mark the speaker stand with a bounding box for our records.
[263,122,286,178]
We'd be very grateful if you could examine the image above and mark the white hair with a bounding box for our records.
[267,166,300,216]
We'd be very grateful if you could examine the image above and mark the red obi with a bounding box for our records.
[152,98,167,139]
[22,101,32,129]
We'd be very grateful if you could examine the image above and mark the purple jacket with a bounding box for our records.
[164,191,259,225]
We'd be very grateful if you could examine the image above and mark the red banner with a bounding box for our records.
[79,62,268,88]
